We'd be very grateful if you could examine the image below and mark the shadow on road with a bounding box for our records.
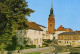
[70,52,80,54]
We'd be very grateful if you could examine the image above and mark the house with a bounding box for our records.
[57,25,72,32]
[16,22,46,48]
[58,32,80,47]
[54,25,72,40]
[38,25,46,40]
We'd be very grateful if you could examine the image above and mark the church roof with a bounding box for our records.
[56,25,72,31]
[26,22,43,31]
[56,25,66,31]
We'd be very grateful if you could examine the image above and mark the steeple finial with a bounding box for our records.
[49,0,54,17]
[51,0,53,8]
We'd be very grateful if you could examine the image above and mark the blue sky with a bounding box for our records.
[26,0,80,31]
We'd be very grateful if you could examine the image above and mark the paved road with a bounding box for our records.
[0,46,55,54]
[20,46,55,53]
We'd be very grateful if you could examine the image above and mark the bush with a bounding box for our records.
[16,46,20,50]
[44,40,52,43]
[25,45,36,48]
[67,45,72,47]
[5,44,15,51]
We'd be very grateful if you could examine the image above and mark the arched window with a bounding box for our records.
[50,24,52,27]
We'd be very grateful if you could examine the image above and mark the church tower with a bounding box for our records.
[48,0,55,34]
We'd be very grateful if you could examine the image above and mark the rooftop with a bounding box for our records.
[27,22,43,31]
[59,32,78,35]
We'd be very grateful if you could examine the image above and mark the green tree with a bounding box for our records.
[0,0,34,54]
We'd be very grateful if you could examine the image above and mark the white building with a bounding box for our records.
[38,25,46,40]
[16,22,46,48]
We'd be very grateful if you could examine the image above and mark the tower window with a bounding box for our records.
[50,24,52,27]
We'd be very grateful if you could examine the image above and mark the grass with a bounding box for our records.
[53,44,80,53]
[26,52,41,54]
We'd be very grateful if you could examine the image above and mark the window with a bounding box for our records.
[39,31,40,35]
[37,38,38,43]
[68,36,70,39]
[43,34,45,36]
[65,41,66,44]
[71,36,74,40]
[67,41,68,44]
[34,30,36,35]
[66,36,68,39]
[50,24,52,27]
[64,36,66,39]
[60,36,62,40]
[40,38,42,43]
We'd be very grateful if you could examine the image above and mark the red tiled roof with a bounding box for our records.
[56,25,65,31]
[26,22,43,31]
[56,25,72,32]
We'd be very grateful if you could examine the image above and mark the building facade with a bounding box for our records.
[38,25,46,40]
[58,32,80,47]
[54,25,72,40]
[16,22,46,48]
[54,31,66,40]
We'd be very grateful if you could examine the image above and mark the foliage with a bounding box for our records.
[42,43,49,47]
[16,46,20,50]
[25,45,36,49]
[5,44,14,51]
[44,40,52,43]
[5,36,18,51]
[42,40,52,47]
[0,0,34,52]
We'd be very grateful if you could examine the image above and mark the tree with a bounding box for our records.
[0,0,34,54]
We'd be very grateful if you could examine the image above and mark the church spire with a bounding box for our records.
[49,0,54,17]
[51,0,53,8]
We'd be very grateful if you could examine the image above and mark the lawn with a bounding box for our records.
[53,44,80,53]
[26,52,41,54]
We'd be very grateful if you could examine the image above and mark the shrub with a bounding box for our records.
[44,40,52,43]
[16,46,20,50]
[5,44,15,51]
[25,45,36,48]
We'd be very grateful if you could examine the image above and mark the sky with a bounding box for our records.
[26,0,80,31]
